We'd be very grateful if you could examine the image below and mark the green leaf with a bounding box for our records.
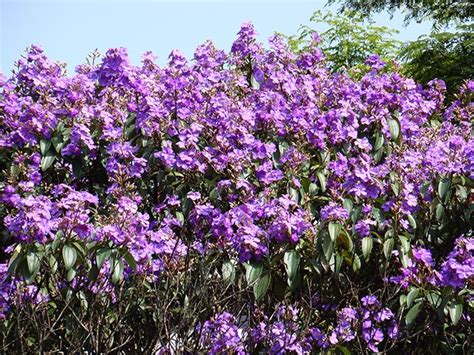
[328,222,341,242]
[209,188,219,201]
[66,268,76,282]
[322,234,334,261]
[456,185,468,200]
[337,345,351,355]
[41,154,56,171]
[308,183,318,196]
[40,140,51,155]
[7,248,23,275]
[438,178,451,202]
[18,257,33,283]
[289,187,299,203]
[9,164,20,177]
[399,235,410,253]
[407,214,417,229]
[383,238,394,259]
[374,131,384,151]
[72,158,83,178]
[399,294,407,307]
[49,255,58,273]
[77,291,88,311]
[343,198,353,214]
[407,288,420,308]
[337,230,353,252]
[405,302,422,325]
[253,273,271,300]
[283,250,301,281]
[426,291,441,308]
[111,257,124,284]
[371,207,385,224]
[176,211,185,224]
[96,248,112,270]
[51,136,65,153]
[222,260,236,284]
[361,237,373,261]
[329,253,343,274]
[250,74,261,89]
[438,286,453,311]
[26,251,41,276]
[435,204,445,222]
[88,264,99,282]
[317,171,327,192]
[387,117,401,142]
[448,302,463,326]
[120,249,137,271]
[245,262,263,286]
[62,245,77,271]
[399,249,410,269]
[52,231,63,251]
[352,254,361,272]
[391,181,400,197]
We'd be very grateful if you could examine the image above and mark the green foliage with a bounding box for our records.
[328,0,474,27]
[399,24,474,101]
[286,10,401,74]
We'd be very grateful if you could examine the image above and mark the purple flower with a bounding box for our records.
[320,202,349,221]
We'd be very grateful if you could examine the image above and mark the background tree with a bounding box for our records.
[327,0,473,102]
[286,10,401,74]
[327,0,473,27]
[399,24,474,102]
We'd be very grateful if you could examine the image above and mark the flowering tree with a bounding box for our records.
[0,23,472,353]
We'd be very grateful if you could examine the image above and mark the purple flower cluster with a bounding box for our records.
[197,312,246,354]
[0,22,472,352]
[204,196,311,262]
[440,236,474,289]
[198,297,398,353]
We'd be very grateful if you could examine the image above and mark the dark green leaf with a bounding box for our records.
[448,302,463,326]
[352,254,361,272]
[62,245,77,271]
[328,222,341,242]
[406,302,422,325]
[245,262,263,286]
[438,178,451,202]
[322,234,334,261]
[407,288,420,308]
[362,237,373,261]
[49,255,58,273]
[374,132,384,151]
[96,248,112,270]
[120,249,137,270]
[283,250,300,281]
[343,198,353,214]
[407,214,417,229]
[41,154,56,171]
[67,268,76,282]
[387,117,401,142]
[253,273,271,300]
[289,187,299,203]
[111,258,124,284]
[40,140,51,155]
[383,238,394,259]
[317,171,327,192]
[88,264,99,282]
[222,260,236,284]
[399,235,410,253]
[26,251,41,276]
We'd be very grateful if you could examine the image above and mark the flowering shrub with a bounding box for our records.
[0,23,472,353]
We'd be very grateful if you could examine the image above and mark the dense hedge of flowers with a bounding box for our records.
[0,23,473,353]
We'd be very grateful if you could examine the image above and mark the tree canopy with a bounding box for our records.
[328,0,474,26]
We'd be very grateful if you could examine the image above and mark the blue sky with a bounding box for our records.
[0,0,433,75]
